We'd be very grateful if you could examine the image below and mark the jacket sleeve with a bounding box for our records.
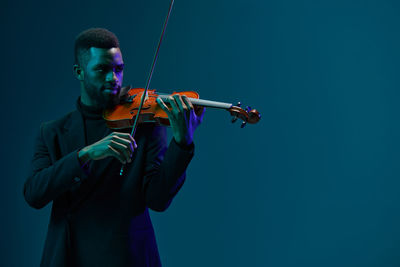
[23,124,89,209]
[143,126,194,212]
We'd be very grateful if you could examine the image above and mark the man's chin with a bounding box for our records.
[101,94,120,109]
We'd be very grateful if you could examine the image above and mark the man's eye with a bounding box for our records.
[116,67,124,73]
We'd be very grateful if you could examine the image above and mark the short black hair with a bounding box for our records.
[74,28,120,66]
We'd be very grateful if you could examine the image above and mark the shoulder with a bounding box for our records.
[40,110,78,135]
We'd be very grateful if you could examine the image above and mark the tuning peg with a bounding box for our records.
[231,116,238,123]
[241,121,247,128]
[245,106,252,112]
[237,102,241,107]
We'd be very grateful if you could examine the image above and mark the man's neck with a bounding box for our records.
[80,87,97,107]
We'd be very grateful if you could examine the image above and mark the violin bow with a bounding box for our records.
[120,0,175,176]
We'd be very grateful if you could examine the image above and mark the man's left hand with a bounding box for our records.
[156,95,204,146]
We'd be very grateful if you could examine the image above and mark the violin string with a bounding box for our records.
[120,0,175,176]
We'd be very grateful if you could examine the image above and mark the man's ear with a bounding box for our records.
[73,64,84,81]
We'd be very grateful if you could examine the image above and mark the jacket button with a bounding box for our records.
[74,177,81,182]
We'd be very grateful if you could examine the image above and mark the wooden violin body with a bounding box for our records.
[103,88,261,129]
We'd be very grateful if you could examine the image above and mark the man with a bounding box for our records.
[24,28,203,267]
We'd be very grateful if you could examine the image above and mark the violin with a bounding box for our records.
[116,0,260,176]
[103,87,261,129]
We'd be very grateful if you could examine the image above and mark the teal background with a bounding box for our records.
[2,0,400,266]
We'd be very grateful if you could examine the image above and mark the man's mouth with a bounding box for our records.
[103,86,120,95]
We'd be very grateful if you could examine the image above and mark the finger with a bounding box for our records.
[107,144,126,164]
[110,134,133,156]
[173,94,187,112]
[110,140,131,163]
[110,140,132,163]
[182,95,194,110]
[156,97,172,116]
[112,132,133,141]
[168,96,179,115]
[113,135,135,154]
[112,132,137,149]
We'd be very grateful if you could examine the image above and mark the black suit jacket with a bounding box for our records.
[24,110,194,267]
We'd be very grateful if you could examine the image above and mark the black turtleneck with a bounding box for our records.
[76,98,112,147]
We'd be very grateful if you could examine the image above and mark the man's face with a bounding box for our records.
[81,47,124,108]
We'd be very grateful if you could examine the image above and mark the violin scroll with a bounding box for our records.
[228,103,261,128]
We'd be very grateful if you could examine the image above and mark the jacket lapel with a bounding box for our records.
[61,110,86,154]
[60,110,116,210]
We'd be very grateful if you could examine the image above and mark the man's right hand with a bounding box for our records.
[78,132,137,165]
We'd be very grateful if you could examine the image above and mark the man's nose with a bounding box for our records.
[106,70,118,83]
